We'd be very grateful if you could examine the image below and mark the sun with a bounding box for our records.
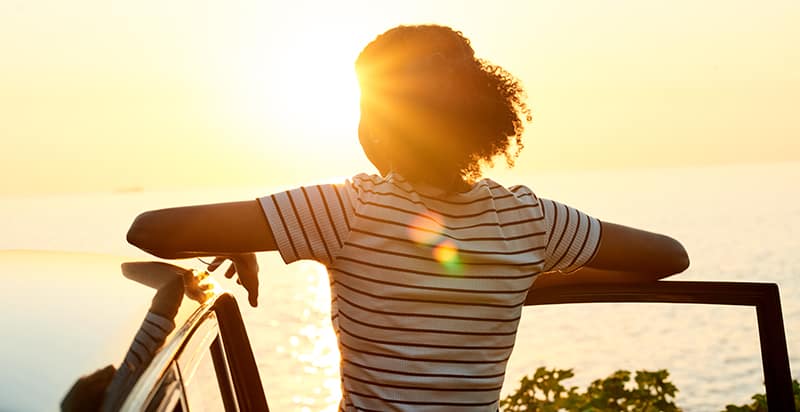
[209,16,386,181]
[234,26,370,148]
[269,42,362,136]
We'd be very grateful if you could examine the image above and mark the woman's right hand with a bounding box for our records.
[207,253,260,307]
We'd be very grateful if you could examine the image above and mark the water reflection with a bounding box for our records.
[243,260,342,411]
[292,263,341,411]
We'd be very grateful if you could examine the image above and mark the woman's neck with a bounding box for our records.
[394,171,472,194]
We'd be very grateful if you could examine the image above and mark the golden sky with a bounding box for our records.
[1,0,798,194]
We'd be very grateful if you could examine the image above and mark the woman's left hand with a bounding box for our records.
[207,253,260,307]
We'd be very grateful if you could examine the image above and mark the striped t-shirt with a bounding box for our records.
[259,172,601,412]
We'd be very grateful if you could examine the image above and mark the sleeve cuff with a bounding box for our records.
[258,195,299,264]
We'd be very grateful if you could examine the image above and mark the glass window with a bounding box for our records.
[145,363,185,412]
[179,313,236,412]
[182,345,226,412]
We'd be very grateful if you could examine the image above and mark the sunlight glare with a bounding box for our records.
[407,213,464,275]
[407,212,445,245]
[433,239,462,274]
[241,28,365,148]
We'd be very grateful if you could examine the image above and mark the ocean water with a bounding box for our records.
[1,162,798,411]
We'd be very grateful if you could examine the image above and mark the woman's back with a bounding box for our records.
[260,172,601,411]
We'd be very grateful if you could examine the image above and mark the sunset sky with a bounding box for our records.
[1,0,798,194]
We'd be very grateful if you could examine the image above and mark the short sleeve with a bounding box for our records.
[540,198,602,274]
[259,181,356,265]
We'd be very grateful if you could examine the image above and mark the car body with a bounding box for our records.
[0,250,269,411]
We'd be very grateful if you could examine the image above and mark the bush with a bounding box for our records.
[500,367,679,411]
[500,367,800,412]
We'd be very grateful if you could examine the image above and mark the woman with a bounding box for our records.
[127,24,689,411]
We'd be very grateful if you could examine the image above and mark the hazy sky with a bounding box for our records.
[1,0,798,194]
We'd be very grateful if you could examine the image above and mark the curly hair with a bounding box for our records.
[355,25,531,186]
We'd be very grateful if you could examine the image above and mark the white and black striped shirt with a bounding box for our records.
[260,173,601,412]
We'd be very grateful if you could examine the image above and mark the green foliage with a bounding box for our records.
[723,379,800,412]
[500,367,680,412]
[501,368,800,412]
[498,367,580,412]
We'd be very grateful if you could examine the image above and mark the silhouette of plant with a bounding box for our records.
[501,368,800,411]
[500,367,679,411]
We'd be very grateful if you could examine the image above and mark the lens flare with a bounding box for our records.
[407,212,444,245]
[432,239,462,274]
[406,212,462,274]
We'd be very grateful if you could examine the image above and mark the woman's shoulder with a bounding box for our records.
[480,178,539,201]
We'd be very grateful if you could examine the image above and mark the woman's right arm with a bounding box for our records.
[533,221,689,289]
[127,200,276,258]
[126,200,275,307]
